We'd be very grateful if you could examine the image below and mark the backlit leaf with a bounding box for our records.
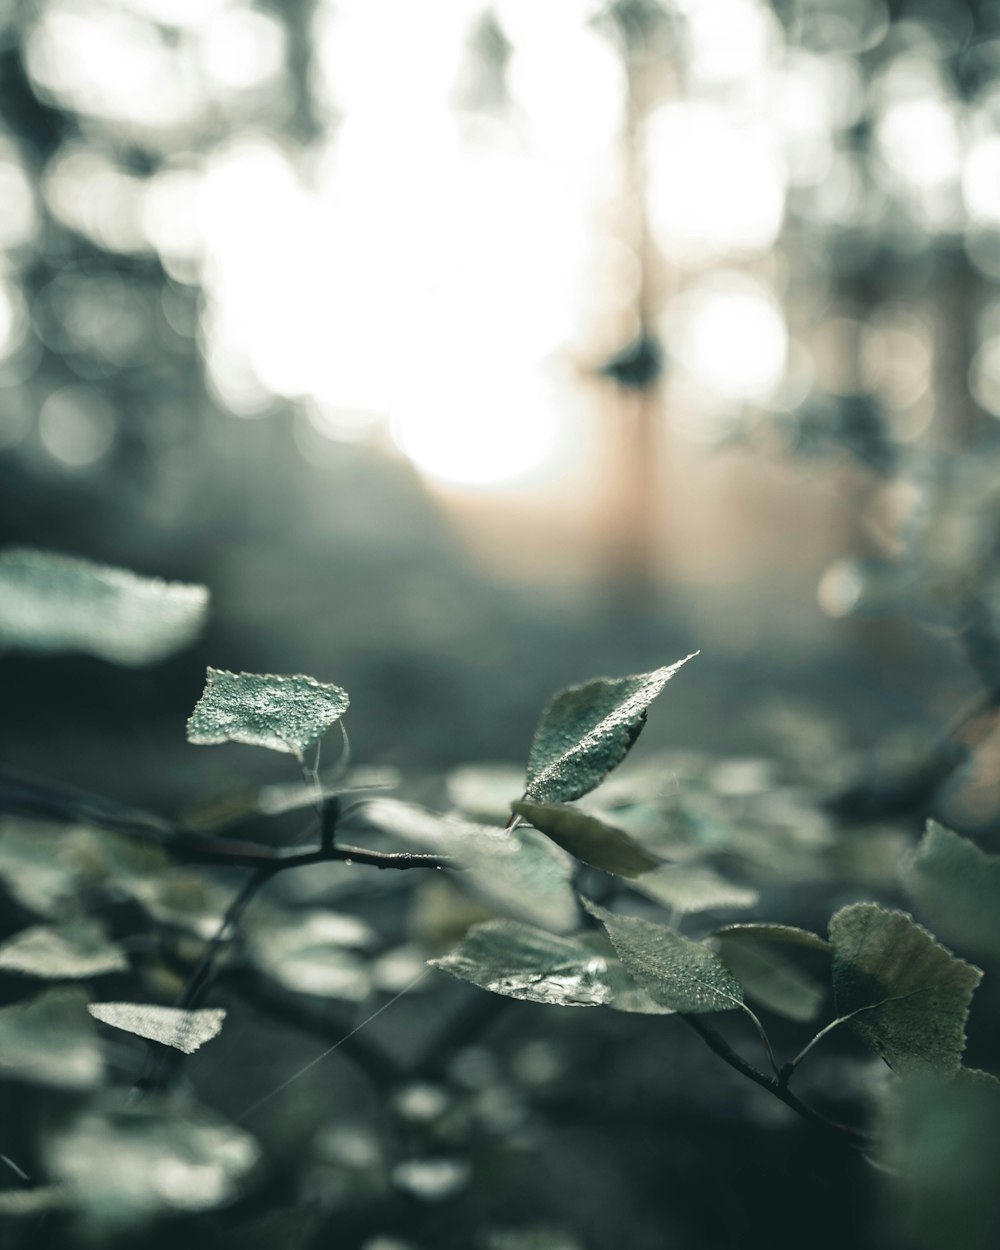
[0,919,127,978]
[902,821,1000,961]
[45,1101,259,1231]
[585,900,743,1014]
[0,547,208,665]
[0,988,102,1089]
[829,903,982,1076]
[187,668,350,757]
[524,655,698,804]
[87,1002,226,1054]
[430,919,669,1013]
[512,799,660,877]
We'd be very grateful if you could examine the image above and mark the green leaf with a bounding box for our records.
[584,900,743,1013]
[187,668,350,757]
[0,919,127,979]
[714,934,826,1022]
[829,903,982,1076]
[902,821,1000,961]
[365,799,580,933]
[512,799,660,877]
[0,988,102,1089]
[447,764,525,823]
[0,547,208,665]
[87,1003,226,1054]
[0,818,96,916]
[430,919,670,1012]
[713,923,830,952]
[879,1071,1000,1250]
[523,655,698,804]
[244,909,373,1001]
[45,1101,259,1232]
[631,864,759,914]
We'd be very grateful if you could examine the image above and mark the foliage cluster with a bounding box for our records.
[0,549,998,1250]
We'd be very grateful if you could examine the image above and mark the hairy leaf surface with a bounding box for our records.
[524,655,698,804]
[187,668,349,756]
[0,989,102,1089]
[0,919,127,978]
[430,919,669,1012]
[0,547,208,665]
[87,1003,226,1054]
[903,821,1000,961]
[512,799,660,877]
[585,900,743,1013]
[829,903,981,1076]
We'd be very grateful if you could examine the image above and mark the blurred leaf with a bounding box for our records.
[0,547,208,665]
[482,1226,585,1250]
[713,923,830,951]
[0,988,102,1089]
[512,799,660,877]
[631,864,758,914]
[903,821,1000,961]
[125,866,237,941]
[714,934,826,1022]
[0,818,96,916]
[430,918,669,1012]
[0,1187,67,1217]
[208,1206,324,1250]
[187,668,350,757]
[829,903,982,1076]
[45,1100,259,1232]
[364,799,579,932]
[879,1071,1000,1250]
[244,909,373,1001]
[523,655,698,804]
[447,763,525,823]
[0,816,234,940]
[87,1002,226,1054]
[0,918,126,978]
[584,901,743,1014]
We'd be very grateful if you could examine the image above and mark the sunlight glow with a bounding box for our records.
[665,275,787,404]
[390,359,567,488]
[681,0,780,84]
[645,103,786,265]
[964,136,1000,225]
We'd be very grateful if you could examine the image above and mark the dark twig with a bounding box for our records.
[680,1015,869,1146]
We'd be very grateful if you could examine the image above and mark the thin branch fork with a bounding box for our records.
[680,1014,870,1147]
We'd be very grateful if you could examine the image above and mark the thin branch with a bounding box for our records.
[680,1014,869,1146]
[135,864,275,1095]
[741,1004,781,1082]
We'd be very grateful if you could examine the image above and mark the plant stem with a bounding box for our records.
[680,1014,869,1146]
[135,864,276,1096]
[741,1004,781,1081]
[781,1016,849,1085]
